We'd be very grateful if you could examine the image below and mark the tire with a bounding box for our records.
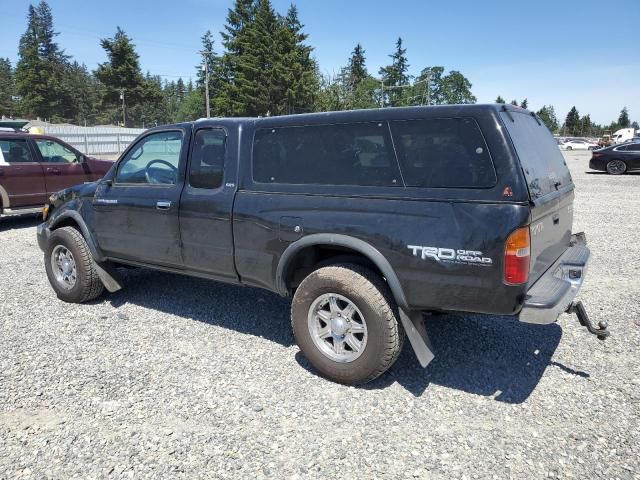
[45,226,104,303]
[606,159,627,175]
[566,146,572,151]
[291,263,404,385]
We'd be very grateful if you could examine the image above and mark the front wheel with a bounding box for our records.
[606,159,627,175]
[45,226,104,303]
[291,264,404,385]
[566,146,573,151]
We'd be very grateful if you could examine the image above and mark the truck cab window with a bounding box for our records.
[189,129,225,189]
[115,131,182,185]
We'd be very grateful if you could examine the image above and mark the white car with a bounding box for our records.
[561,139,599,151]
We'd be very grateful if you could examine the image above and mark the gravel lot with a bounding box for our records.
[1,151,638,479]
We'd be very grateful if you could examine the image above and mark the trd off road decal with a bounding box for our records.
[408,245,493,266]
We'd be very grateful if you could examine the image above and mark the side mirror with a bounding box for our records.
[78,154,87,163]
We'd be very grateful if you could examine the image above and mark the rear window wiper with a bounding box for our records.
[531,112,541,126]
[501,105,514,122]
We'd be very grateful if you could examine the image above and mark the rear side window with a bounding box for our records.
[500,111,573,199]
[390,118,496,188]
[189,129,225,189]
[253,122,401,187]
[0,139,34,163]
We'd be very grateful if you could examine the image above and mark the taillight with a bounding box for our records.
[592,152,602,158]
[504,227,530,285]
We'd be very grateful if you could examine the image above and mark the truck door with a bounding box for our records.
[91,129,188,267]
[178,126,238,282]
[0,137,47,209]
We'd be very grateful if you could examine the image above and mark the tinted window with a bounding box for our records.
[500,111,572,199]
[253,122,401,187]
[0,139,33,163]
[35,139,78,163]
[189,129,225,189]
[627,143,640,152]
[390,118,496,188]
[116,131,182,185]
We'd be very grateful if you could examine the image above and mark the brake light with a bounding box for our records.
[592,152,602,158]
[504,227,530,285]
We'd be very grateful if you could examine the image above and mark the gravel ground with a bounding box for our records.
[1,151,638,479]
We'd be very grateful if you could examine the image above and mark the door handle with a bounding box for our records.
[46,168,61,175]
[156,200,172,210]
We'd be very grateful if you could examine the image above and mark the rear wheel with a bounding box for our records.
[566,146,573,151]
[606,159,627,175]
[291,263,404,385]
[45,226,104,303]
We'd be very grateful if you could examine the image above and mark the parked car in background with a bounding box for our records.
[0,131,113,216]
[589,142,640,175]
[561,139,599,151]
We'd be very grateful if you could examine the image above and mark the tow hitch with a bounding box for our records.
[566,301,609,340]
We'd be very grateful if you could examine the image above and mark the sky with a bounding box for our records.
[0,0,638,125]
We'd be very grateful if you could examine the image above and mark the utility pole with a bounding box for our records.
[380,80,384,108]
[119,89,126,127]
[200,51,211,118]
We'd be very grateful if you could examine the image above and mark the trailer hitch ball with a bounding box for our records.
[566,301,610,341]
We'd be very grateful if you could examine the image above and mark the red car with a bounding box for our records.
[0,132,113,217]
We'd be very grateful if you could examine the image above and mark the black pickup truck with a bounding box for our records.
[37,104,608,384]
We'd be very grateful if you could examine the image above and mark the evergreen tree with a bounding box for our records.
[520,98,528,109]
[94,27,146,126]
[510,99,518,106]
[580,114,592,136]
[347,43,367,87]
[536,105,558,132]
[495,96,505,104]
[272,4,318,114]
[618,107,630,128]
[217,0,257,115]
[379,37,410,106]
[15,2,68,120]
[564,106,580,136]
[631,120,639,130]
[0,58,17,117]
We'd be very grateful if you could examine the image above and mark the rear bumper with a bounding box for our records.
[519,233,590,325]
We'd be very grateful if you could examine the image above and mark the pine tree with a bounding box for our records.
[347,44,367,87]
[495,96,505,104]
[510,99,518,106]
[536,105,558,132]
[273,4,318,114]
[379,37,410,106]
[520,98,528,109]
[94,27,146,126]
[618,107,630,128]
[564,106,580,136]
[15,2,68,120]
[0,58,17,117]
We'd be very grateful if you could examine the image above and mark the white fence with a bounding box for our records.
[41,125,146,158]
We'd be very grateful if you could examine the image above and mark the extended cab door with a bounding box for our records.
[0,137,47,209]
[178,126,238,282]
[91,129,189,267]
[33,138,90,193]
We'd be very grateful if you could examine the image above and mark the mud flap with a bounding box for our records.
[94,261,122,293]
[399,309,435,368]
